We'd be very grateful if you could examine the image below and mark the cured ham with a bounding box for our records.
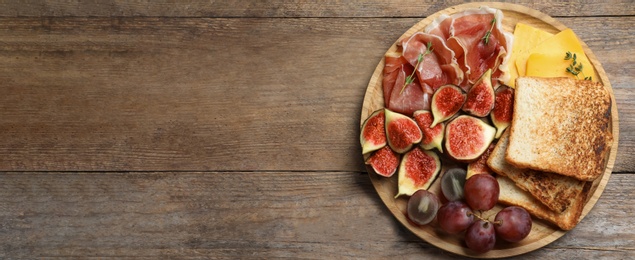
[382,54,409,107]
[426,14,464,67]
[382,54,429,116]
[387,63,429,116]
[380,6,513,115]
[426,14,453,42]
[400,32,464,92]
[447,7,513,87]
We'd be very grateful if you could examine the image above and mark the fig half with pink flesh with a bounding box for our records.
[366,146,400,177]
[462,69,495,117]
[385,109,422,154]
[413,110,444,153]
[444,115,496,162]
[491,85,514,138]
[395,147,441,198]
[430,84,466,128]
[466,142,496,179]
[360,109,386,154]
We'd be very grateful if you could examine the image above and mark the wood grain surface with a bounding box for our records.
[0,0,633,17]
[0,1,633,258]
[0,172,633,258]
[0,16,632,172]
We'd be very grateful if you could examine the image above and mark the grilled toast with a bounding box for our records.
[497,175,591,230]
[488,131,587,213]
[506,77,612,181]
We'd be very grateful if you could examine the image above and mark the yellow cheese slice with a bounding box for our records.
[524,29,597,81]
[526,53,596,80]
[509,23,554,87]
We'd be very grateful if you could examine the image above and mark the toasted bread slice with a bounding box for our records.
[488,131,587,213]
[506,77,612,181]
[497,175,591,230]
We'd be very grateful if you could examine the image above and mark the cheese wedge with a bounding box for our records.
[520,29,597,81]
[526,52,596,81]
[507,23,554,87]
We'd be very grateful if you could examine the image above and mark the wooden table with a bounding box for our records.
[0,1,632,258]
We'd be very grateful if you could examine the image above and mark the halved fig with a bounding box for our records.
[413,110,444,153]
[491,85,514,138]
[444,115,496,162]
[366,146,400,177]
[431,84,466,127]
[395,147,441,198]
[385,109,422,154]
[466,142,496,179]
[462,69,495,117]
[360,109,387,154]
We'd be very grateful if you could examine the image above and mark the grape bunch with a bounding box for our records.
[406,170,532,254]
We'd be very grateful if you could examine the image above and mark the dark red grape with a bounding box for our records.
[465,220,496,253]
[495,206,532,242]
[464,174,499,211]
[441,168,467,201]
[407,190,440,226]
[437,201,474,234]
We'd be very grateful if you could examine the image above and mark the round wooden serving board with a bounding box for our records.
[360,2,619,258]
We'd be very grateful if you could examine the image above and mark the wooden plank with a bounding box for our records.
[0,1,633,18]
[0,171,632,258]
[0,17,632,172]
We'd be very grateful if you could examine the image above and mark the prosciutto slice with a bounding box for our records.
[386,63,429,116]
[379,7,513,116]
[382,54,409,107]
[425,14,453,41]
[400,32,464,92]
[446,7,513,87]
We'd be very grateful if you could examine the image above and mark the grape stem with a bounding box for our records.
[468,210,502,225]
[468,211,487,222]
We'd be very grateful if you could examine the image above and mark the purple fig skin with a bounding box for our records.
[462,69,495,117]
[491,85,514,138]
[367,146,400,177]
[466,142,496,178]
[395,147,441,198]
[413,110,445,153]
[444,115,496,162]
[430,84,466,128]
[385,109,422,154]
[360,109,387,154]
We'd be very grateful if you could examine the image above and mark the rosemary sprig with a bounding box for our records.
[564,51,592,80]
[401,41,433,94]
[482,17,496,45]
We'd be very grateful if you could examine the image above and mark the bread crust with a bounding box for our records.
[506,77,612,181]
[488,131,587,213]
[497,175,591,230]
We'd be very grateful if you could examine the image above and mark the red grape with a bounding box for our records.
[495,206,532,242]
[407,190,440,226]
[464,174,499,211]
[441,168,467,201]
[437,201,474,234]
[465,220,496,253]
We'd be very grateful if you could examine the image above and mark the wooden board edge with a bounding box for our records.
[360,2,619,258]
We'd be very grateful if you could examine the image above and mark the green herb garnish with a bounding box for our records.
[564,51,592,80]
[401,42,433,94]
[482,17,496,45]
